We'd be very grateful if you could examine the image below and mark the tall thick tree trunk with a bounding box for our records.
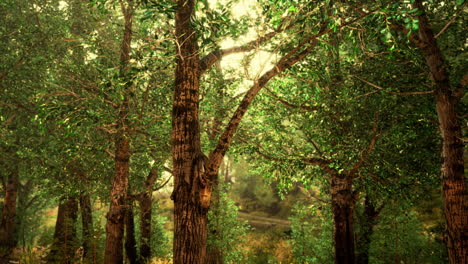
[172,0,330,261]
[172,1,212,263]
[139,192,152,262]
[104,2,133,264]
[0,169,19,254]
[47,198,79,263]
[356,196,380,264]
[125,199,138,264]
[330,174,356,264]
[411,1,467,263]
[79,193,94,261]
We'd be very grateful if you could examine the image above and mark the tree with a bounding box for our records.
[171,0,338,261]
[103,0,134,262]
[407,2,466,262]
[0,0,68,255]
[47,197,79,263]
[370,1,467,261]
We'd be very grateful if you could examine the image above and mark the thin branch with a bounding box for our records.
[23,195,40,210]
[302,156,337,175]
[154,175,173,191]
[388,22,426,49]
[347,113,380,177]
[435,2,466,39]
[163,166,173,175]
[308,138,324,157]
[199,30,280,74]
[264,87,318,112]
[353,75,433,96]
[105,148,115,158]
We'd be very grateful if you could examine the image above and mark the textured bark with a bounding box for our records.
[173,1,210,263]
[125,199,138,264]
[79,193,94,261]
[104,2,133,263]
[356,196,381,264]
[172,1,330,262]
[139,167,158,262]
[139,192,152,262]
[410,1,467,263]
[47,198,79,263]
[0,169,19,253]
[205,244,223,264]
[330,173,356,264]
[104,133,130,264]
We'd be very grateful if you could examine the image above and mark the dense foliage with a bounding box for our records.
[0,0,465,263]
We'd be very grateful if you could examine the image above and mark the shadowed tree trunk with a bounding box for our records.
[331,173,356,264]
[125,198,138,264]
[356,195,381,264]
[79,192,94,261]
[138,166,164,263]
[408,1,467,262]
[103,1,133,263]
[138,192,152,262]
[47,197,79,263]
[0,168,19,254]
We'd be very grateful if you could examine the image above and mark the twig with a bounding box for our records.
[435,2,466,39]
[264,87,318,112]
[353,75,433,96]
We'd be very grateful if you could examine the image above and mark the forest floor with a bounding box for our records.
[0,247,47,264]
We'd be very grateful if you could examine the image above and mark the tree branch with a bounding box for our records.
[207,23,329,174]
[353,75,434,96]
[434,2,466,39]
[264,87,318,112]
[205,0,395,176]
[347,113,380,177]
[144,166,159,192]
[154,174,172,191]
[302,157,337,175]
[199,30,280,74]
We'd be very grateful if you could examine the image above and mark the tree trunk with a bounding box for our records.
[139,192,152,262]
[206,175,223,264]
[172,0,329,262]
[356,196,380,264]
[411,1,467,263]
[79,192,94,261]
[326,25,356,264]
[331,173,356,264]
[139,167,159,263]
[0,169,19,254]
[104,2,133,263]
[104,134,130,264]
[125,199,138,264]
[172,0,211,263]
[205,244,223,264]
[47,197,79,263]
